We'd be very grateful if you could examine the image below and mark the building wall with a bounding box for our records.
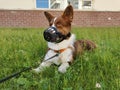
[0,0,35,10]
[0,10,120,28]
[94,0,120,11]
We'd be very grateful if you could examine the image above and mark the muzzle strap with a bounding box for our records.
[62,32,71,40]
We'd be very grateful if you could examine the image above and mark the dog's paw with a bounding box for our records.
[58,63,69,73]
[58,67,67,73]
[32,67,41,73]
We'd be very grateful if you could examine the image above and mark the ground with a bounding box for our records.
[0,27,120,90]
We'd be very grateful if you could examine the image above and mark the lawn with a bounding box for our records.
[0,27,120,90]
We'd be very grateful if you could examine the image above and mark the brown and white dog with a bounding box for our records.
[33,5,96,73]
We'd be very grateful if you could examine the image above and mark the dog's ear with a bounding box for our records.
[62,5,73,22]
[44,11,54,22]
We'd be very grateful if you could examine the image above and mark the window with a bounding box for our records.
[83,0,92,9]
[74,1,78,9]
[67,0,79,9]
[67,0,93,10]
[36,0,49,8]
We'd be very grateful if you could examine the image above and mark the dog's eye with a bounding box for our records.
[56,23,62,27]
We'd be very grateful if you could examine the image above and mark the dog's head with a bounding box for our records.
[43,5,73,43]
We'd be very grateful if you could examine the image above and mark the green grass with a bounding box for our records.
[0,27,120,90]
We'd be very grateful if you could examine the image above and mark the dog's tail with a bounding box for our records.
[74,40,97,56]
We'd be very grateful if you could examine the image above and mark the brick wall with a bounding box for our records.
[0,10,120,28]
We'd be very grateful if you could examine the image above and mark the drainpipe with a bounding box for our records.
[78,0,83,10]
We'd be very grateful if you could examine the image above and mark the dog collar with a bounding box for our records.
[48,48,67,53]
[48,46,74,54]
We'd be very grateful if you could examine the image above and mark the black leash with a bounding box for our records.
[0,67,32,83]
[43,53,59,62]
[0,53,59,83]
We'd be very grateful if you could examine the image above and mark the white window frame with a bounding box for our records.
[82,0,92,9]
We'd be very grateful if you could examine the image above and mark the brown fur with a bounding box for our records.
[74,40,96,57]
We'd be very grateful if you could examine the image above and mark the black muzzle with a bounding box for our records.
[43,27,71,43]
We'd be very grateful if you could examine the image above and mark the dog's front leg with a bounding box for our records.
[58,62,70,73]
[33,50,58,73]
[33,61,52,73]
[58,49,73,73]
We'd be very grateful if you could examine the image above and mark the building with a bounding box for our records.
[0,0,120,11]
[0,0,120,28]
